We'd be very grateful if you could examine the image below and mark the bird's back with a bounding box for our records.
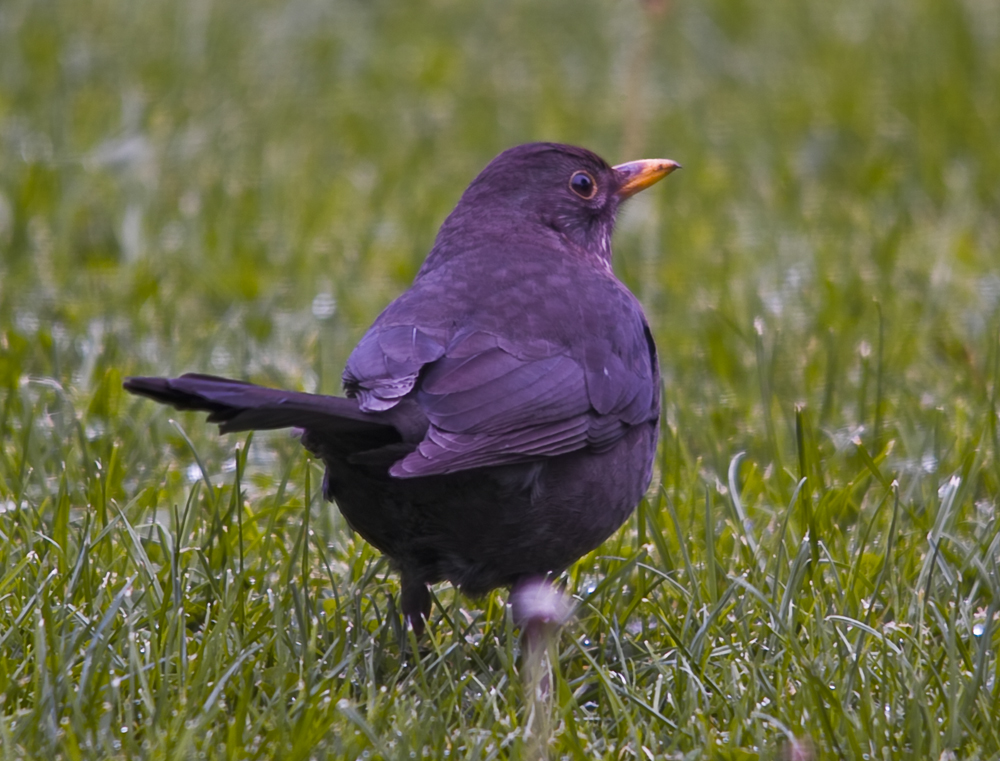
[321,233,660,595]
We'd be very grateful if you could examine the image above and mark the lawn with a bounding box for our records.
[1,0,999,758]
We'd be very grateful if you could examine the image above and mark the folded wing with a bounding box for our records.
[345,327,657,479]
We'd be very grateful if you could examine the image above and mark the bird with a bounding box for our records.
[124,142,679,635]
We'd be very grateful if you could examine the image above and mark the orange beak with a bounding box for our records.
[612,158,681,199]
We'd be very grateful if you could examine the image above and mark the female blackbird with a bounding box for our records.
[125,143,679,634]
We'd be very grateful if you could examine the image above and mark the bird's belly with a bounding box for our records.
[322,421,658,597]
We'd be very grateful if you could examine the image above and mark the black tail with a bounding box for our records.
[123,373,396,439]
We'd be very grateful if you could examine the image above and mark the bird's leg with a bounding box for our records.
[401,578,431,636]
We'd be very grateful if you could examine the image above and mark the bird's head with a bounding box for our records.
[435,142,680,268]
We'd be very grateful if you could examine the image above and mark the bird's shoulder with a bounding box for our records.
[342,235,657,423]
[341,235,659,476]
[404,235,645,335]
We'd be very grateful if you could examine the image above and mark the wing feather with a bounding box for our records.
[341,297,658,478]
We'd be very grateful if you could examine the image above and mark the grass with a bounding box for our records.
[1,0,999,757]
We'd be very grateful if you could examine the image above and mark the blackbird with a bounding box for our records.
[124,142,679,634]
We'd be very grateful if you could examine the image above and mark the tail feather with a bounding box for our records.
[123,373,397,439]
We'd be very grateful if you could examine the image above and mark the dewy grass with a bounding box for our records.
[2,0,999,757]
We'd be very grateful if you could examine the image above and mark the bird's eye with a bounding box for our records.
[569,171,597,199]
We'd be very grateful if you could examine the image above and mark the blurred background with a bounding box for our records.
[2,0,1000,756]
[1,0,998,477]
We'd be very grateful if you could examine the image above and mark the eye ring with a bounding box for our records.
[569,170,597,199]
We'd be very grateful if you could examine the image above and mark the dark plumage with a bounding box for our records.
[125,143,679,633]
